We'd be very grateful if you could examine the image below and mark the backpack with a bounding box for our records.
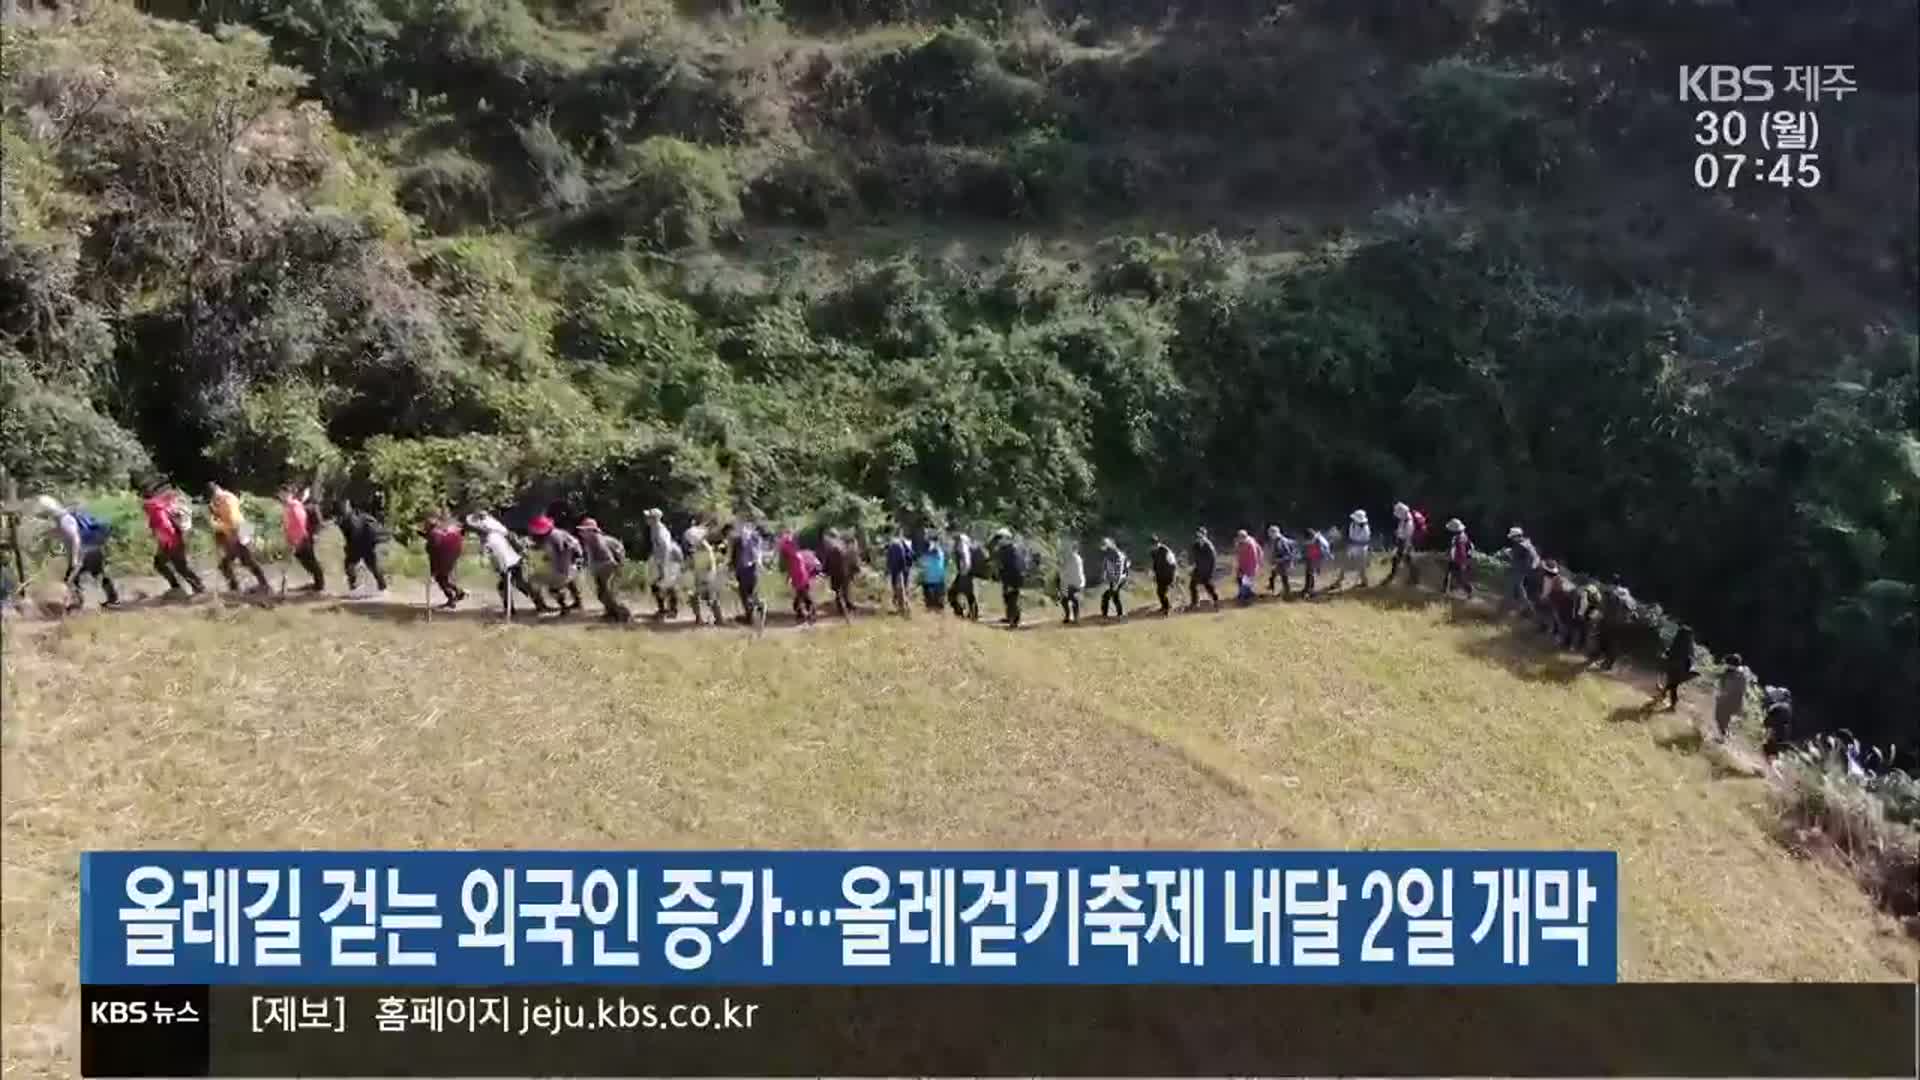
[166,501,193,534]
[1410,510,1428,541]
[73,509,111,547]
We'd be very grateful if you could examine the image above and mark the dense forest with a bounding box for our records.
[2,0,1916,749]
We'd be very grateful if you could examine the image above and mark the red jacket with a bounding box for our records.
[143,494,181,550]
[426,524,465,575]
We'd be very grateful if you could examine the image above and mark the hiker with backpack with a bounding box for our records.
[33,495,119,610]
[1658,623,1699,711]
[1333,510,1371,589]
[1543,563,1580,647]
[1148,535,1177,616]
[1056,538,1085,624]
[1713,653,1754,742]
[419,510,468,610]
[991,528,1026,628]
[577,518,631,622]
[1760,686,1795,754]
[140,483,206,598]
[1441,519,1472,597]
[949,531,980,620]
[1591,577,1634,669]
[643,509,682,620]
[528,514,585,615]
[207,482,272,596]
[685,525,725,626]
[1502,526,1540,617]
[779,529,817,625]
[1187,527,1220,611]
[822,528,860,618]
[335,499,392,596]
[725,519,765,624]
[884,528,914,616]
[1266,526,1298,599]
[277,486,325,593]
[465,511,545,616]
[918,531,948,612]
[1098,537,1130,619]
[1385,503,1425,586]
[1233,528,1261,606]
[1303,527,1332,599]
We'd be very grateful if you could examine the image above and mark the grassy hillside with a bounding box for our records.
[6,1,1916,753]
[5,588,1915,1073]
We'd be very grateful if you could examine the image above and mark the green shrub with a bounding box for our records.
[362,434,518,528]
[600,137,743,250]
[742,150,855,227]
[397,150,498,232]
[1405,59,1578,189]
[204,380,345,494]
[0,355,152,494]
[845,28,1054,144]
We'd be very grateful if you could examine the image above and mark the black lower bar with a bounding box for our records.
[82,982,1917,1077]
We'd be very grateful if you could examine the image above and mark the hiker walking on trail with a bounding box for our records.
[33,495,119,610]
[1057,538,1085,624]
[465,512,544,615]
[1334,510,1371,589]
[1266,526,1297,599]
[335,499,391,596]
[918,532,948,612]
[1542,563,1577,645]
[948,531,980,620]
[991,528,1026,628]
[685,525,725,625]
[421,511,468,610]
[1574,579,1602,652]
[822,529,859,618]
[207,482,271,595]
[1441,519,1473,597]
[1099,538,1130,618]
[643,509,682,620]
[1188,528,1220,610]
[1233,529,1261,605]
[1658,623,1699,711]
[1303,527,1331,599]
[1443,518,1466,591]
[1713,653,1753,742]
[527,515,584,614]
[1502,526,1540,617]
[1760,686,1795,754]
[884,529,914,616]
[779,530,816,624]
[278,486,325,592]
[1385,503,1425,586]
[1148,535,1177,616]
[1591,577,1634,669]
[140,483,205,598]
[726,519,764,623]
[575,519,631,622]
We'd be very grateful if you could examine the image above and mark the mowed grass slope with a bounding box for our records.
[4,589,1914,1073]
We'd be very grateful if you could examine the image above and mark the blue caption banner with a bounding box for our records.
[81,851,1617,986]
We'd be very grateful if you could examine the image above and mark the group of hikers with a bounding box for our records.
[17,484,1806,754]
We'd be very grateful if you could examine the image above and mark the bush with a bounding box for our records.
[742,150,855,227]
[397,150,498,232]
[1405,59,1578,189]
[1770,744,1920,926]
[0,354,152,493]
[840,29,1054,144]
[601,137,743,250]
[203,380,345,494]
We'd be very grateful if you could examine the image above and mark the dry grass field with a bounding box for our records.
[3,580,1915,1076]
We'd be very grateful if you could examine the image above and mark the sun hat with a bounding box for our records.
[1445,518,1465,533]
[1267,524,1281,538]
[577,517,600,531]
[1393,502,1409,516]
[528,515,554,537]
[1351,509,1368,525]
[32,495,64,517]
[1508,525,1525,539]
